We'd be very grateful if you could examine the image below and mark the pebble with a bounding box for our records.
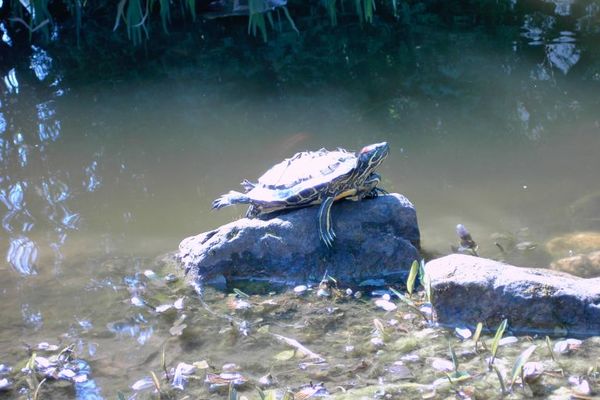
[293,285,308,295]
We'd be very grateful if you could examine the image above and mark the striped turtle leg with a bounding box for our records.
[318,196,336,247]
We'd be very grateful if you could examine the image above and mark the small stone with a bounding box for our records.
[554,338,582,354]
[430,358,454,372]
[400,353,420,363]
[388,361,412,379]
[174,298,184,309]
[523,362,544,382]
[131,296,145,307]
[222,363,239,372]
[156,304,174,313]
[455,327,472,340]
[143,270,157,279]
[375,299,397,312]
[499,336,518,346]
[258,373,277,388]
[293,285,308,295]
[0,378,11,390]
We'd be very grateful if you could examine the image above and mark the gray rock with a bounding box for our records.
[179,193,420,287]
[425,254,600,337]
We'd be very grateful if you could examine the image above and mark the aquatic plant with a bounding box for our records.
[509,344,537,390]
[406,260,419,296]
[3,0,531,45]
[489,318,508,367]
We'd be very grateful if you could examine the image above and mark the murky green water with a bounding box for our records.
[1,1,600,398]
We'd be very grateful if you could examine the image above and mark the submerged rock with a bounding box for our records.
[545,231,600,278]
[545,231,600,258]
[425,254,600,337]
[550,250,600,278]
[179,193,420,288]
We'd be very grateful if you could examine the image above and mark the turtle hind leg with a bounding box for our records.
[318,196,336,247]
[245,205,260,218]
[212,190,251,209]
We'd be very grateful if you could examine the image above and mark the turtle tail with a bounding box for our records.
[212,191,251,209]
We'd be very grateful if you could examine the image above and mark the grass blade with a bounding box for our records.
[545,336,556,362]
[492,364,507,395]
[472,322,483,350]
[228,381,238,399]
[449,340,459,371]
[489,319,508,367]
[406,260,418,295]
[509,344,537,389]
[282,6,299,34]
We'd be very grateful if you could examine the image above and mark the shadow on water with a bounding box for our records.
[0,0,600,397]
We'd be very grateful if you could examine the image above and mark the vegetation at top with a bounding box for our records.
[1,0,541,46]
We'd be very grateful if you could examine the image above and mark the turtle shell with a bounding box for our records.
[254,148,356,191]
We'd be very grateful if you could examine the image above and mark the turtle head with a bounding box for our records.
[356,142,389,175]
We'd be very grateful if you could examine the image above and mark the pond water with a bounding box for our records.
[1,1,600,398]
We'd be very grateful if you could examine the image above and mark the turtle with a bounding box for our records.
[212,142,390,246]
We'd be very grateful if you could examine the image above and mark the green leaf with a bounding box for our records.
[492,364,507,394]
[445,370,471,383]
[545,336,556,362]
[406,260,418,296]
[228,381,238,400]
[449,341,459,371]
[282,6,299,34]
[509,344,537,389]
[490,319,508,366]
[472,322,483,347]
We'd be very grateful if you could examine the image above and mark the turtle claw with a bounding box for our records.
[212,196,228,209]
[212,191,250,210]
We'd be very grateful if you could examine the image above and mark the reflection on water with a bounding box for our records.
[0,1,599,397]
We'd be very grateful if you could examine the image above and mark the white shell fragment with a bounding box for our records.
[293,285,308,295]
[374,298,397,312]
[454,327,472,340]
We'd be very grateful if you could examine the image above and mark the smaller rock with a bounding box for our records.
[293,285,308,295]
[430,358,454,372]
[375,298,397,312]
[522,361,544,383]
[553,338,582,354]
[425,254,600,336]
[454,327,472,340]
[550,250,600,278]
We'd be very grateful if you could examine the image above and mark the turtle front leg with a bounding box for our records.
[318,196,336,247]
[361,173,387,199]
